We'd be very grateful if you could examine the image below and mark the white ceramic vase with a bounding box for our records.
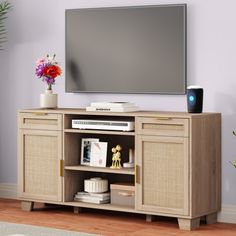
[40,89,57,108]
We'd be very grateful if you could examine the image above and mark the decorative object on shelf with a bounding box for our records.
[123,148,135,168]
[80,138,99,166]
[90,142,108,167]
[187,85,203,113]
[39,89,58,108]
[110,183,135,207]
[110,144,122,169]
[84,177,108,193]
[35,54,62,108]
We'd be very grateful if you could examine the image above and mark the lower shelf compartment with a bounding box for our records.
[65,201,136,213]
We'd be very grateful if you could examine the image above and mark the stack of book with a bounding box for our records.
[74,191,110,204]
[86,102,139,112]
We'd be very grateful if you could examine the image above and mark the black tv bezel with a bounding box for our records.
[65,4,187,95]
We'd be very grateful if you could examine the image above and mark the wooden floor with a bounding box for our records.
[0,199,236,236]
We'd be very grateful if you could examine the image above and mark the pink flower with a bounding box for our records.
[36,58,46,65]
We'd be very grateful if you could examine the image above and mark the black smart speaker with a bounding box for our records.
[187,86,203,113]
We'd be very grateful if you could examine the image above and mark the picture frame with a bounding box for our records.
[90,142,108,167]
[80,138,99,165]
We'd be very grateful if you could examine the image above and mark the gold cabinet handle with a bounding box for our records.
[155,117,172,120]
[135,165,139,184]
[59,160,64,177]
[32,112,48,116]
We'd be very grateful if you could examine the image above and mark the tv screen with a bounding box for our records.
[66,4,186,94]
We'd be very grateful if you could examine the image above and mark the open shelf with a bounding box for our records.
[64,128,135,136]
[64,165,135,175]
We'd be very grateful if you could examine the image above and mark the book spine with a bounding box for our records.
[74,198,110,204]
[74,195,110,201]
[90,102,134,108]
[86,106,139,112]
[89,193,110,198]
[75,192,110,198]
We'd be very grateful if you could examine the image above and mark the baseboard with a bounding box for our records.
[0,183,17,199]
[218,205,236,224]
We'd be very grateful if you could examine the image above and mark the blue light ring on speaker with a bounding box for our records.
[188,92,196,105]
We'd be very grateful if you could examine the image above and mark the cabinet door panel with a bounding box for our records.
[18,129,62,202]
[136,135,189,215]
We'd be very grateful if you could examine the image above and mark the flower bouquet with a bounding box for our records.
[35,54,62,108]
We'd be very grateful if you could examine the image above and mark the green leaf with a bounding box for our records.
[0,1,12,49]
[229,161,236,168]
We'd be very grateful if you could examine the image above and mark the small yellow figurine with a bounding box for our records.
[110,145,122,169]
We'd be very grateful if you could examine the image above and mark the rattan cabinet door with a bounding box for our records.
[18,129,62,202]
[136,135,189,216]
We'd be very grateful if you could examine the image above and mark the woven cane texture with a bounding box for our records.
[143,141,184,209]
[24,135,58,196]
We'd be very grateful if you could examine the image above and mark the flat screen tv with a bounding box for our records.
[66,4,186,94]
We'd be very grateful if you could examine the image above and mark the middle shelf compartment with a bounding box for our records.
[64,132,135,167]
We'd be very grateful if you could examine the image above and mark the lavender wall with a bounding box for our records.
[0,0,236,206]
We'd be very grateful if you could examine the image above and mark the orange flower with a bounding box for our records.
[43,65,62,79]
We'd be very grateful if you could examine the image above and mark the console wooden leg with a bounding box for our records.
[74,207,82,214]
[21,201,34,211]
[146,214,154,222]
[178,217,200,230]
[206,212,217,224]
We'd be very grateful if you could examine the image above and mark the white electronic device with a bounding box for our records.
[123,149,135,168]
[72,119,134,131]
